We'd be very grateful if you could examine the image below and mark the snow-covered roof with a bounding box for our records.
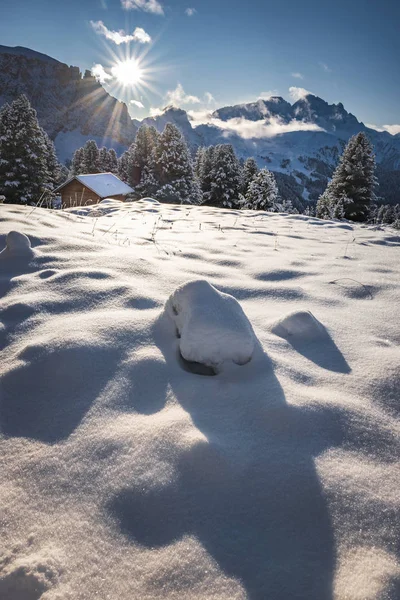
[55,173,134,198]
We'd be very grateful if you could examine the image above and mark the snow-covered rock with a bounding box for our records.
[166,280,255,368]
[0,230,33,259]
[271,310,325,341]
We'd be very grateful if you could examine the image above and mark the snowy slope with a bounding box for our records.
[0,201,399,600]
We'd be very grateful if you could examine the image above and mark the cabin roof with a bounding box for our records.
[55,173,134,198]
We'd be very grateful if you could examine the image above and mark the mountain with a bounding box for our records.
[145,98,400,204]
[0,45,137,162]
[1,45,399,204]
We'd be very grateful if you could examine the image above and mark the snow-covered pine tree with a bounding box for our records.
[242,168,279,210]
[129,125,159,188]
[152,123,201,204]
[208,144,241,208]
[43,133,63,190]
[117,151,131,183]
[107,149,118,174]
[134,164,159,198]
[241,157,258,196]
[194,147,205,179]
[98,147,109,172]
[197,146,215,203]
[82,140,100,174]
[0,95,56,205]
[316,132,377,222]
[71,147,85,175]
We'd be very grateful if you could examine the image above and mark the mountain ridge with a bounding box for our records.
[0,45,399,203]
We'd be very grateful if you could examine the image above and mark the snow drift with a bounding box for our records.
[0,201,399,600]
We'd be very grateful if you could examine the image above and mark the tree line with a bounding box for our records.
[72,123,295,212]
[0,94,398,228]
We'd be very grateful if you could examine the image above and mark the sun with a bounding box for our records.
[111,59,143,86]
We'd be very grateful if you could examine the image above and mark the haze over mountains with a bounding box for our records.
[1,45,400,204]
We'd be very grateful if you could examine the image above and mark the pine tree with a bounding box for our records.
[43,133,62,187]
[0,95,57,205]
[152,123,201,204]
[71,147,85,176]
[98,146,109,172]
[107,149,118,174]
[208,144,241,208]
[82,140,100,174]
[242,168,279,210]
[194,147,205,179]
[129,124,159,188]
[241,157,258,196]
[198,146,215,203]
[118,151,131,183]
[316,132,377,222]
[134,164,159,198]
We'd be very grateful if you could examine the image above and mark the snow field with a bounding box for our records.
[0,200,399,599]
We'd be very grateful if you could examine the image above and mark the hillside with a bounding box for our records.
[0,200,399,599]
[0,46,137,161]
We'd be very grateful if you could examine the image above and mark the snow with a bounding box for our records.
[166,280,255,369]
[271,310,326,341]
[61,173,134,199]
[0,230,33,259]
[0,201,399,599]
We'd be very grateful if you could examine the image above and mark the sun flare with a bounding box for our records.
[111,59,143,86]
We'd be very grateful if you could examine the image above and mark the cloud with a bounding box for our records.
[166,83,201,105]
[291,72,304,80]
[90,20,151,44]
[187,109,214,124]
[204,91,215,104]
[150,107,165,117]
[258,90,278,100]
[366,123,400,135]
[91,63,113,83]
[185,7,197,16]
[130,100,145,109]
[289,86,313,101]
[382,124,400,135]
[197,116,324,139]
[319,62,332,73]
[121,0,164,15]
[187,110,324,138]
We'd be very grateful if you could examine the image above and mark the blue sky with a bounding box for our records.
[0,0,399,130]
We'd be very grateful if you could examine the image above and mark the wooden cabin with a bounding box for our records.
[54,173,134,208]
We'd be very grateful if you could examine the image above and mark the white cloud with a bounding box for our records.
[258,90,278,100]
[367,123,400,135]
[291,72,304,80]
[150,107,164,117]
[185,7,197,16]
[121,0,164,15]
[198,116,324,139]
[132,27,152,43]
[289,86,313,101]
[187,109,213,124]
[382,124,400,135]
[91,63,113,83]
[204,91,215,104]
[319,62,332,73]
[130,100,145,108]
[90,20,151,44]
[166,83,201,105]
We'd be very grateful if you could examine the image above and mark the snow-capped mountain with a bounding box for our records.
[0,45,137,162]
[1,45,400,203]
[144,100,400,203]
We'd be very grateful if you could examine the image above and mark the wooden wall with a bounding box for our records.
[60,181,100,208]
